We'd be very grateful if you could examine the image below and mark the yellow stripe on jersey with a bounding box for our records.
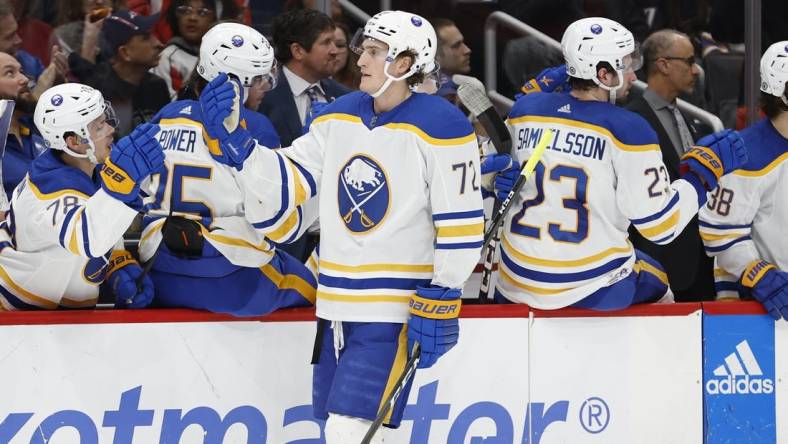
[637,211,679,238]
[27,178,89,200]
[288,162,307,205]
[266,210,300,242]
[384,122,476,146]
[436,223,484,238]
[140,219,166,244]
[733,152,788,177]
[317,291,411,303]
[499,268,572,295]
[507,115,660,152]
[502,236,632,267]
[634,260,669,286]
[201,229,273,254]
[60,297,99,308]
[312,113,362,125]
[320,260,433,273]
[714,268,737,278]
[260,264,316,304]
[68,208,85,255]
[379,325,408,424]
[700,231,747,242]
[0,265,58,309]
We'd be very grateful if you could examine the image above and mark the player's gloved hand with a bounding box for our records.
[105,250,154,309]
[303,101,330,134]
[199,73,255,169]
[521,64,570,95]
[101,123,163,203]
[407,285,461,369]
[680,129,747,191]
[740,260,788,321]
[480,153,513,197]
[494,159,521,201]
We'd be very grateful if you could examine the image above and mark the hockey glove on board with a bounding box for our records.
[101,123,163,203]
[408,285,461,369]
[680,129,747,191]
[740,260,788,321]
[199,73,255,169]
[106,250,154,309]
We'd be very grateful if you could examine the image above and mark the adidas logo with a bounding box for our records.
[705,340,774,395]
[180,105,192,115]
[557,104,571,113]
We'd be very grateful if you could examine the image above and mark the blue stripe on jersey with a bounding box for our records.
[0,241,12,253]
[433,209,484,221]
[501,249,629,283]
[631,194,679,225]
[436,241,484,250]
[292,161,317,198]
[653,233,675,244]
[715,281,739,292]
[318,274,431,290]
[698,220,751,230]
[80,211,93,257]
[58,206,80,249]
[0,285,44,310]
[252,154,289,229]
[704,236,752,253]
[281,206,304,244]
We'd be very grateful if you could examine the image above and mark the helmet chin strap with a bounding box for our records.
[594,69,625,104]
[370,60,417,98]
[63,136,99,164]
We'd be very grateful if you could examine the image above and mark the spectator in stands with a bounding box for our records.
[153,0,237,99]
[68,10,169,137]
[625,29,714,302]
[0,0,67,100]
[331,23,360,90]
[11,0,53,65]
[259,8,350,262]
[152,0,245,44]
[52,0,118,65]
[0,52,46,200]
[431,17,471,103]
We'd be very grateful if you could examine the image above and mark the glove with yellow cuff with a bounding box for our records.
[105,250,154,309]
[679,129,747,193]
[101,123,164,205]
[407,285,462,369]
[740,259,788,321]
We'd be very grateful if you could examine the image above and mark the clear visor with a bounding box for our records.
[87,100,117,139]
[350,29,388,60]
[620,43,643,72]
[412,63,442,93]
[255,58,279,92]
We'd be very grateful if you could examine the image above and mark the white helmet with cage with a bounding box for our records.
[351,10,438,97]
[34,83,117,163]
[197,23,278,97]
[561,17,642,102]
[760,40,788,105]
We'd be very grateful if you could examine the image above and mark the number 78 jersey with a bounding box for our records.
[498,93,705,308]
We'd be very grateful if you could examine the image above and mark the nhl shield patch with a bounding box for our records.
[338,154,390,233]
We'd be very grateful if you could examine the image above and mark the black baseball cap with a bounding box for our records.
[103,10,160,51]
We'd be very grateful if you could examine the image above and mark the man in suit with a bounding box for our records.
[626,29,715,302]
[259,9,351,148]
[259,9,351,261]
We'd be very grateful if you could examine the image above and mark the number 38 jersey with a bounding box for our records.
[698,118,788,299]
[0,150,137,309]
[498,92,707,309]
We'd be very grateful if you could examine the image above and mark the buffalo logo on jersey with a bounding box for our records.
[82,252,113,284]
[338,155,390,233]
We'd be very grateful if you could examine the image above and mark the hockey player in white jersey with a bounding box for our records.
[139,23,316,316]
[0,83,164,309]
[699,41,788,320]
[496,17,748,310]
[196,11,482,442]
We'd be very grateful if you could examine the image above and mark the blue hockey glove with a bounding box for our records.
[106,250,154,309]
[680,129,747,191]
[494,159,521,201]
[521,64,570,95]
[101,123,163,203]
[741,260,788,321]
[407,285,461,369]
[199,73,255,169]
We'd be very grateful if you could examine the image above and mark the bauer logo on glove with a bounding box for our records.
[409,294,461,319]
[100,159,134,195]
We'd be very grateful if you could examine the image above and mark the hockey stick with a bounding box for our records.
[361,342,421,444]
[453,75,511,301]
[478,129,554,295]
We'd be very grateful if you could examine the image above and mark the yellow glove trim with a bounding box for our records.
[105,250,139,280]
[681,146,724,181]
[409,294,462,320]
[521,79,543,95]
[100,158,136,195]
[741,259,777,288]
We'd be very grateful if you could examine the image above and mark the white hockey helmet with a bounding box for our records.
[760,40,788,104]
[351,10,438,97]
[197,23,278,96]
[561,17,642,100]
[34,83,117,163]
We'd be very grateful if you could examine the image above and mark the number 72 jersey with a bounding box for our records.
[497,93,706,308]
